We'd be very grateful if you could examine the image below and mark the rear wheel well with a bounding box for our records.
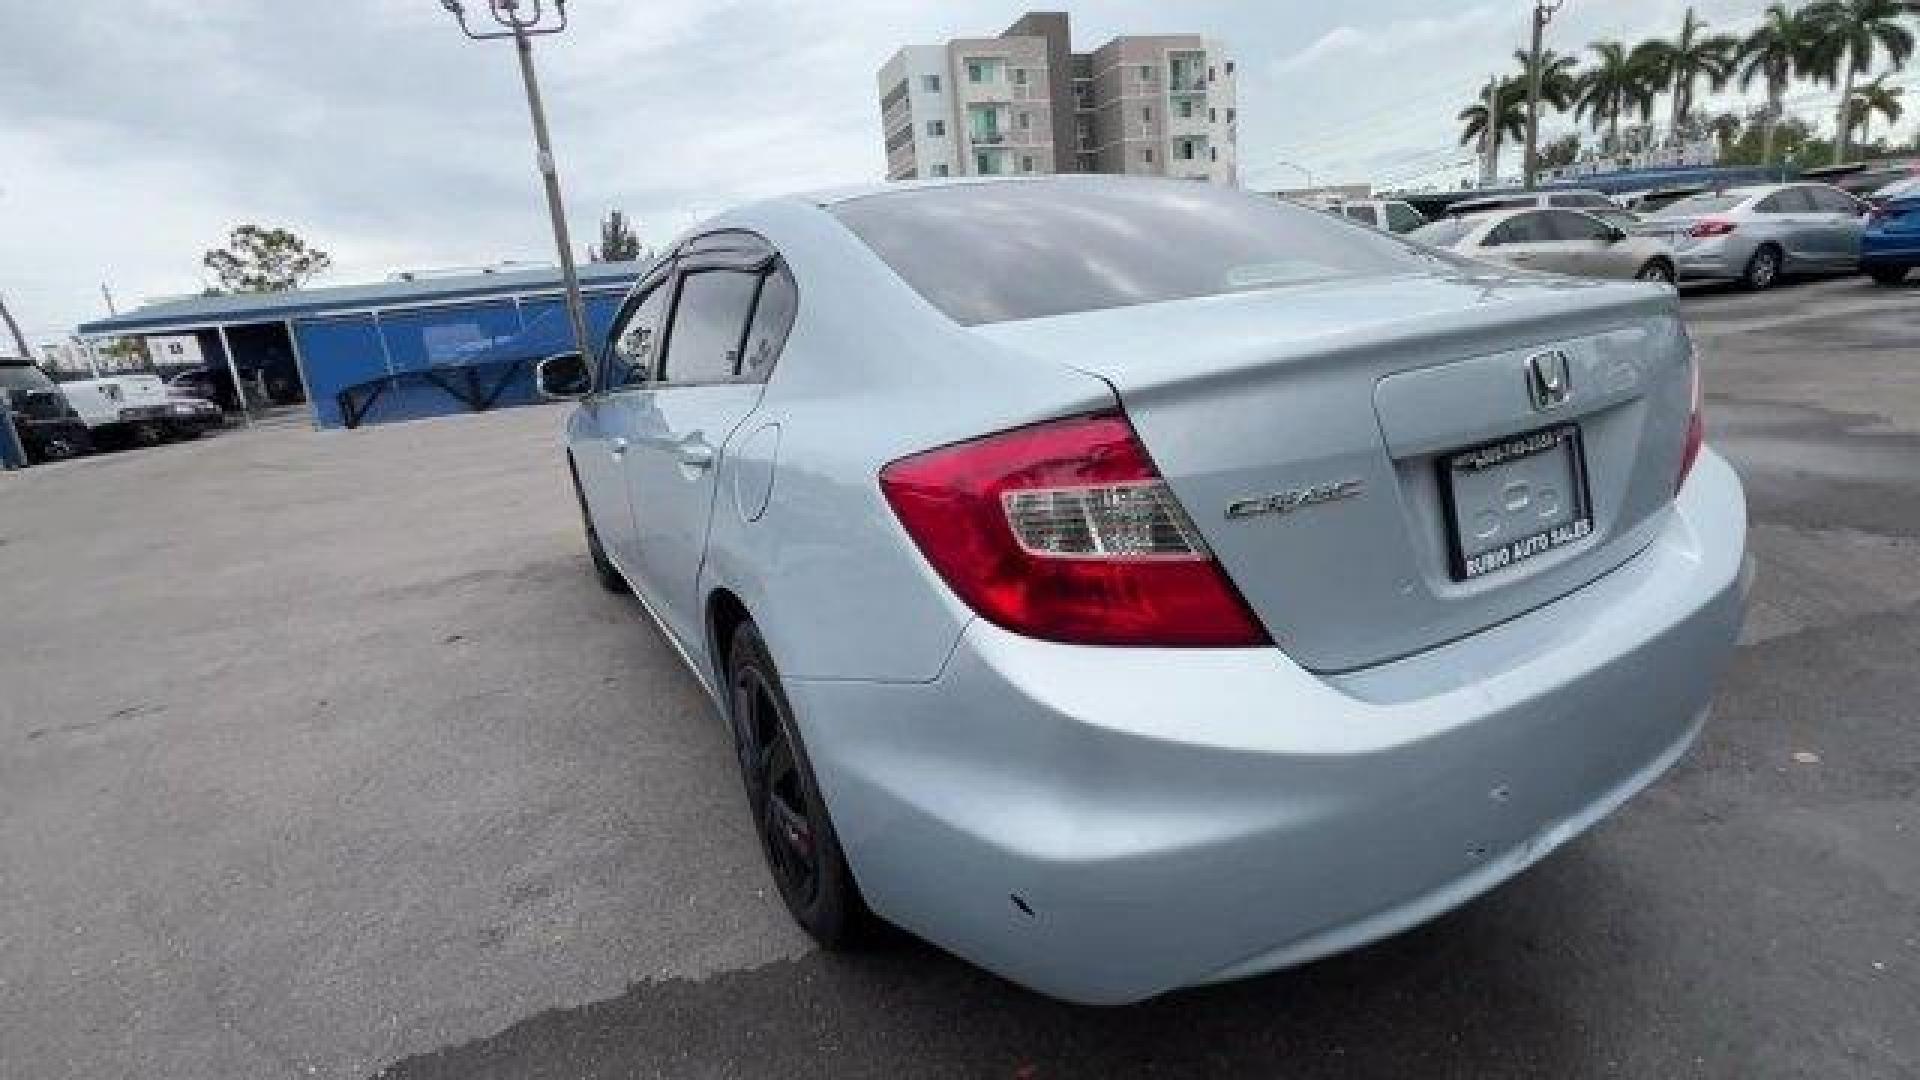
[708,589,753,681]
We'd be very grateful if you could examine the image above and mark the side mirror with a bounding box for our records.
[535,351,591,400]
[1606,226,1628,244]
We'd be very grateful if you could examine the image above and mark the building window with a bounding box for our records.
[1178,140,1194,161]
[1013,68,1027,85]
[1140,106,1151,124]
[1022,155,1035,172]
[1142,147,1154,164]
[968,61,986,83]
[975,151,993,174]
[1225,61,1235,76]
[933,163,950,177]
[928,119,945,137]
[1018,111,1030,130]
[1208,66,1217,81]
[1139,65,1154,80]
[924,74,941,93]
[1227,108,1236,123]
[1178,99,1193,119]
[1210,146,1218,162]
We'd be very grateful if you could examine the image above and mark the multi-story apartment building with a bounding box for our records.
[876,11,1237,185]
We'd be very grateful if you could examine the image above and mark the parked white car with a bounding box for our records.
[60,374,221,445]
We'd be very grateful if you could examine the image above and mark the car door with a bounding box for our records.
[1755,187,1821,265]
[576,264,675,573]
[1482,210,1575,274]
[1806,184,1866,265]
[1543,209,1622,277]
[621,238,785,650]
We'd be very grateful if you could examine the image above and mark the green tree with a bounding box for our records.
[1516,46,1581,111]
[590,209,644,262]
[1538,131,1583,170]
[1458,76,1528,182]
[1803,0,1919,163]
[1575,41,1656,152]
[1847,72,1907,142]
[1737,3,1825,164]
[201,225,332,294]
[1637,8,1740,134]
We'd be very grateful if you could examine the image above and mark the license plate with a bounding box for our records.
[1441,424,1592,580]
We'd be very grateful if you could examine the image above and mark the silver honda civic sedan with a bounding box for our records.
[538,176,1750,1006]
[1641,182,1866,289]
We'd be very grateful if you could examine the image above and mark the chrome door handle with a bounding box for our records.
[610,437,629,457]
[677,441,715,469]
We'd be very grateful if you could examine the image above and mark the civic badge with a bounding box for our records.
[1527,349,1572,412]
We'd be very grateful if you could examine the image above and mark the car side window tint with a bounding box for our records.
[1808,186,1858,214]
[1342,205,1378,226]
[1384,202,1423,232]
[1758,189,1811,213]
[1548,210,1610,242]
[603,276,672,390]
[660,269,760,385]
[1486,213,1545,246]
[739,264,798,382]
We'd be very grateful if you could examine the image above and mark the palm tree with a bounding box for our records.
[1575,40,1655,152]
[1847,72,1907,143]
[1637,8,1741,137]
[1804,0,1919,163]
[1459,76,1528,183]
[1709,110,1745,151]
[1515,46,1581,111]
[1738,3,1824,165]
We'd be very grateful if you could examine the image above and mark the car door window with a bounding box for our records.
[1546,210,1611,243]
[602,275,673,391]
[1341,205,1379,227]
[739,264,798,382]
[1384,202,1424,232]
[1807,186,1859,215]
[1758,189,1813,214]
[1485,213,1547,246]
[659,269,761,385]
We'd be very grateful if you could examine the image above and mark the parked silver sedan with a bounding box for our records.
[539,176,1749,1005]
[1410,206,1678,283]
[1641,182,1866,289]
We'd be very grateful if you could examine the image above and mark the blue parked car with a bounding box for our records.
[1863,176,1920,285]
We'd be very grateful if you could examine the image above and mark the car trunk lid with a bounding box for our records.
[974,271,1694,672]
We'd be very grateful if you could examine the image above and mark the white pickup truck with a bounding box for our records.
[60,374,223,445]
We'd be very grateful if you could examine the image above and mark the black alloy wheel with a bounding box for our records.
[727,620,867,948]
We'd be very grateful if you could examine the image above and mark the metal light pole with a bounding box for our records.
[438,0,592,358]
[1522,0,1566,190]
[1268,159,1318,195]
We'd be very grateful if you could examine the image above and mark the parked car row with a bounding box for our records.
[1395,178,1918,292]
[1,361,226,466]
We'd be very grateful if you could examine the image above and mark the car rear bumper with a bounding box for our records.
[789,449,1749,1005]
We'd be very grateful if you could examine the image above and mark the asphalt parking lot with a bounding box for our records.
[2,274,1917,1079]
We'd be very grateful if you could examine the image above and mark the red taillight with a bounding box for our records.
[879,412,1270,647]
[1677,350,1704,493]
[1687,218,1737,238]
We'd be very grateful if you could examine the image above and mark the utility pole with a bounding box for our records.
[1481,74,1502,187]
[0,292,32,362]
[1523,0,1566,190]
[100,283,118,316]
[437,0,592,360]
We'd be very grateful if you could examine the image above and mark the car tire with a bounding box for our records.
[30,436,79,464]
[129,420,166,447]
[1867,266,1910,286]
[1635,259,1676,284]
[727,619,870,950]
[570,460,629,594]
[1741,245,1782,291]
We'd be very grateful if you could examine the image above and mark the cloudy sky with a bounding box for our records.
[2,0,1914,340]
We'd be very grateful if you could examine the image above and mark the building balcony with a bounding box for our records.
[972,131,1007,145]
[1169,77,1208,95]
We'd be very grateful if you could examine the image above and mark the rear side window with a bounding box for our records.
[828,180,1434,325]
[1341,205,1380,227]
[1408,217,1476,248]
[1758,188,1814,213]
[739,265,798,381]
[661,270,760,384]
[1545,210,1611,242]
[1485,213,1550,246]
[1807,186,1860,214]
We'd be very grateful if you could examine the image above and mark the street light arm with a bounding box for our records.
[441,0,569,40]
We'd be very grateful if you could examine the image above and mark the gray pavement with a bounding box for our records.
[2,274,1916,1079]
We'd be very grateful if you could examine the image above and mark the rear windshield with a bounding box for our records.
[1549,192,1612,208]
[829,180,1435,325]
[1408,217,1477,248]
[1655,193,1747,217]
